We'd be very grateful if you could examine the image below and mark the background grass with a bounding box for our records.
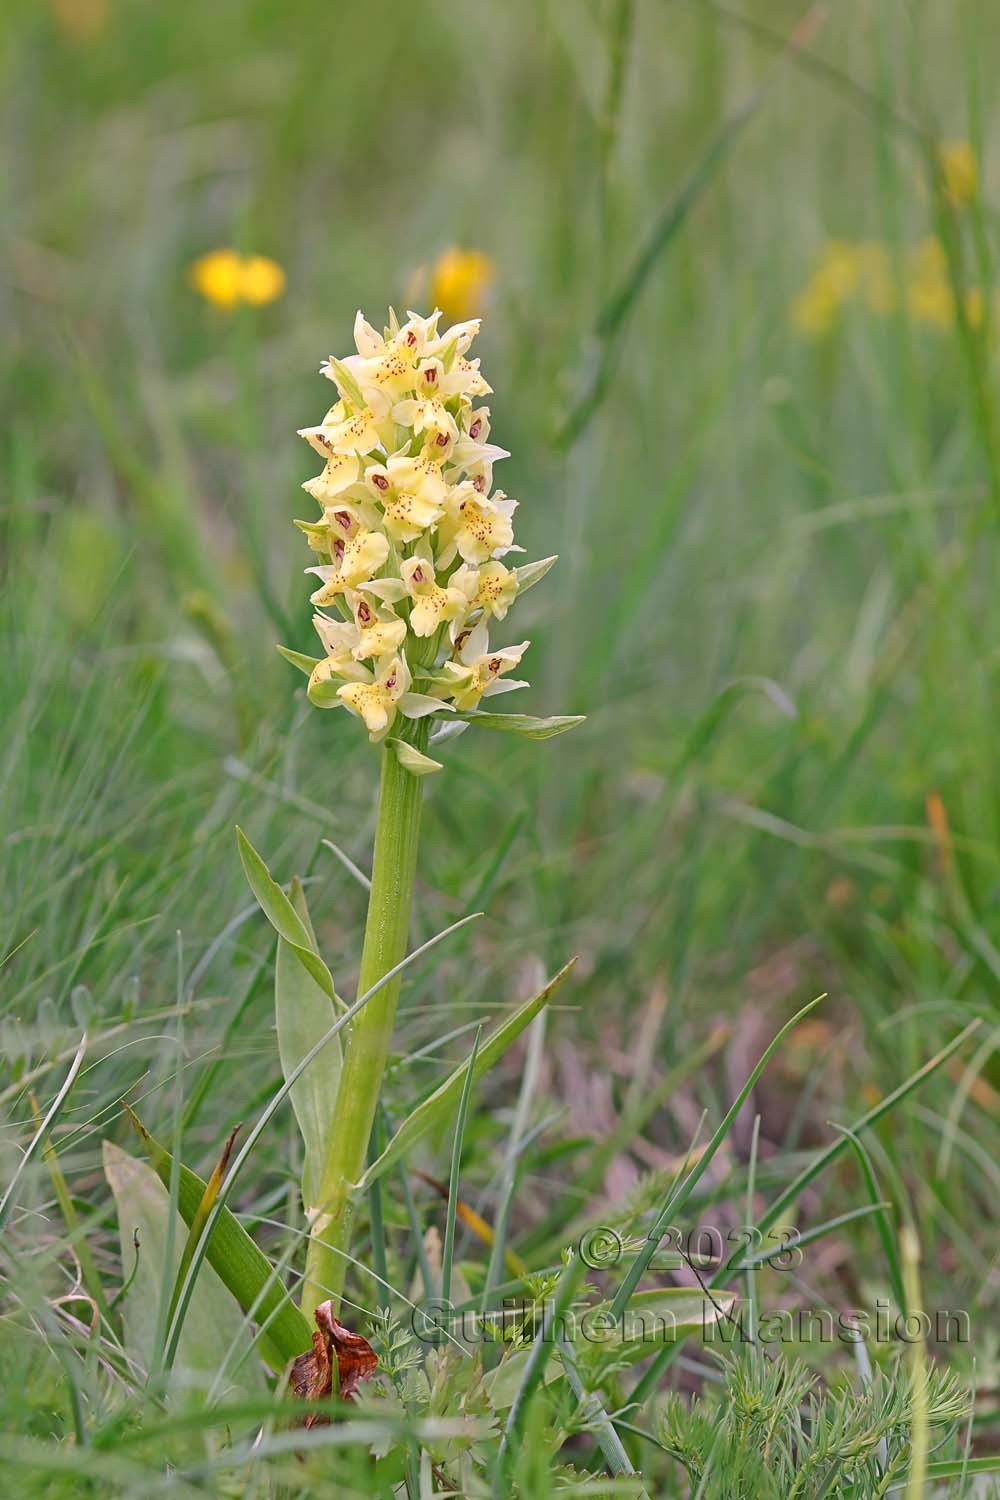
[3,0,1000,1493]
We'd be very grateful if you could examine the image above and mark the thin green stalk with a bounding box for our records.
[902,1225,928,1499]
[303,726,428,1316]
[29,1092,110,1324]
[441,1026,481,1310]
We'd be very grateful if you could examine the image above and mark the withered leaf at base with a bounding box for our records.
[290,1300,378,1426]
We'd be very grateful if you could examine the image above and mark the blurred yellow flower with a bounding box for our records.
[907,237,954,329]
[240,255,287,306]
[189,249,286,309]
[429,247,496,323]
[790,233,998,338]
[50,0,109,41]
[190,249,244,309]
[790,240,862,336]
[938,141,977,205]
[964,288,984,328]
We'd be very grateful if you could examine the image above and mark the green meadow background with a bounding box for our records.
[3,0,1000,1490]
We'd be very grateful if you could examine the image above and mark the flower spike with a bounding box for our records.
[286,309,575,749]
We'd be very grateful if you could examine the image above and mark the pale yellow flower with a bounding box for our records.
[366,455,448,543]
[938,141,977,205]
[299,455,363,501]
[436,622,530,712]
[313,398,386,455]
[307,529,390,604]
[391,397,460,454]
[350,594,408,661]
[337,654,411,739]
[295,501,376,557]
[333,654,452,742]
[400,557,468,638]
[437,487,517,566]
[309,618,369,686]
[452,560,518,622]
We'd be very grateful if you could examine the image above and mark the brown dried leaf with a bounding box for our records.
[290,1300,377,1425]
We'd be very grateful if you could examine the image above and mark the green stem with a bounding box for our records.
[302,723,427,1317]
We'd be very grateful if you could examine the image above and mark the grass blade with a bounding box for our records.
[557,100,759,448]
[360,958,576,1192]
[483,1009,547,1304]
[493,1250,588,1494]
[0,1033,87,1232]
[440,1025,482,1309]
[741,1020,982,1259]
[831,1123,906,1314]
[28,1091,110,1321]
[558,1333,644,1486]
[609,996,825,1319]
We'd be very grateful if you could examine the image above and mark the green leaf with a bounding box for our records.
[484,1289,734,1411]
[276,879,342,1213]
[484,1346,562,1413]
[103,1142,267,1391]
[276,644,321,677]
[235,827,340,1006]
[389,738,443,776]
[166,1123,241,1341]
[361,959,576,1191]
[448,713,586,741]
[124,1113,311,1370]
[609,1288,735,1363]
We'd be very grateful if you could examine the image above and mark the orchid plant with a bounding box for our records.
[276,307,582,1318]
[106,309,584,1426]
